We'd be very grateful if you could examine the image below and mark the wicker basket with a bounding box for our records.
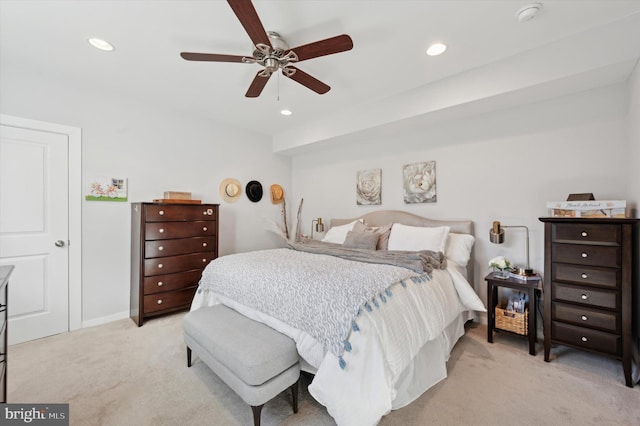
[495,306,528,335]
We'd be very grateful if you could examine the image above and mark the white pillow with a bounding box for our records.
[321,220,362,244]
[387,223,450,253]
[445,233,475,267]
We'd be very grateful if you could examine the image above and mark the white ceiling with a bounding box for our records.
[2,1,640,153]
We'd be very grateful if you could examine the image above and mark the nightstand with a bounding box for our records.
[486,272,542,355]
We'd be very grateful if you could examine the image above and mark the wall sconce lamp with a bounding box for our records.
[311,218,324,239]
[489,221,534,276]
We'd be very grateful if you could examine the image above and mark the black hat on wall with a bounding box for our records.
[245,180,263,202]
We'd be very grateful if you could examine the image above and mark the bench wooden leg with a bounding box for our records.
[251,404,264,426]
[186,346,192,367]
[291,380,299,413]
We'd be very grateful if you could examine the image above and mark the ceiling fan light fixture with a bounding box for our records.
[88,37,114,51]
[426,43,447,56]
[264,57,280,73]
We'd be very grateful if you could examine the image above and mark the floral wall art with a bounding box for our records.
[356,168,381,205]
[403,161,436,204]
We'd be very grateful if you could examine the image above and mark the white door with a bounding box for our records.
[0,124,70,344]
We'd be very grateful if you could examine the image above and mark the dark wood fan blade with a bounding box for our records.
[288,34,353,62]
[284,67,330,94]
[245,71,271,97]
[180,52,247,63]
[227,0,272,48]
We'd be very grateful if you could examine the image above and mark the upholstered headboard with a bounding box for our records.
[331,210,475,283]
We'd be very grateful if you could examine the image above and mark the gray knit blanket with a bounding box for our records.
[197,246,447,369]
[287,239,446,273]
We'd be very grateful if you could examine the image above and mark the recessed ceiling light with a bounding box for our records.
[88,38,114,51]
[280,109,292,116]
[426,43,447,56]
[516,3,543,23]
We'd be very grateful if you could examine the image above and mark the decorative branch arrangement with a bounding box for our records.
[266,197,304,243]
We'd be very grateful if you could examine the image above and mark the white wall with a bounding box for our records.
[2,62,636,327]
[291,83,630,307]
[1,65,291,325]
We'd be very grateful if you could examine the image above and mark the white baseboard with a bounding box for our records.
[81,310,130,328]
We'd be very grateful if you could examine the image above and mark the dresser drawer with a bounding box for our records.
[552,263,620,289]
[552,244,620,267]
[144,253,214,276]
[552,322,621,356]
[143,270,203,295]
[143,287,198,314]
[145,237,216,258]
[552,302,620,333]
[145,222,216,240]
[145,205,217,222]
[552,223,620,244]
[552,282,618,310]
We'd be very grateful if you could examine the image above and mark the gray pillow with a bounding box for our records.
[342,231,379,250]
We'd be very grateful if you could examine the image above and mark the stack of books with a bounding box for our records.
[508,271,541,282]
[153,191,201,204]
[546,200,626,218]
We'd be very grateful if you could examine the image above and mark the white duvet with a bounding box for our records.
[191,258,485,425]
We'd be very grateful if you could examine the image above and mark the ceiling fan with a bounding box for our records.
[180,0,354,98]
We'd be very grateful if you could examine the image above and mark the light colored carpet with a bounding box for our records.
[7,312,639,426]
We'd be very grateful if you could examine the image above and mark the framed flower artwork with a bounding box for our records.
[356,168,381,205]
[403,161,436,204]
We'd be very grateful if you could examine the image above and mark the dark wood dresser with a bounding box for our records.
[131,203,219,326]
[0,265,13,403]
[539,217,639,387]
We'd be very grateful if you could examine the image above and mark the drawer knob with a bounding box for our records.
[581,294,588,300]
[158,246,164,251]
[159,210,165,215]
[157,299,163,305]
[158,264,163,269]
[207,208,213,215]
[581,336,588,342]
[581,273,588,279]
[202,242,207,247]
[581,252,588,258]
[203,227,208,231]
[581,231,588,237]
[202,258,207,263]
[581,315,588,321]
[159,228,165,233]
[157,281,163,287]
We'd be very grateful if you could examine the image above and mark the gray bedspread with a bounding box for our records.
[197,246,446,367]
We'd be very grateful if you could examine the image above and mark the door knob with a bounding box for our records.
[55,240,66,247]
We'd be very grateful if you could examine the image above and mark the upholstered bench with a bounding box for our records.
[183,305,300,426]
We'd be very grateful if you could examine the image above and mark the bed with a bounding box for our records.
[190,210,486,426]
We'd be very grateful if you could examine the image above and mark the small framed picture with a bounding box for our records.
[403,161,436,204]
[356,168,381,205]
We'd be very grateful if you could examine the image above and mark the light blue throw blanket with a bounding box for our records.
[197,247,441,368]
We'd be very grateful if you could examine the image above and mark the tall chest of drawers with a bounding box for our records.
[131,203,219,326]
[539,217,639,387]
